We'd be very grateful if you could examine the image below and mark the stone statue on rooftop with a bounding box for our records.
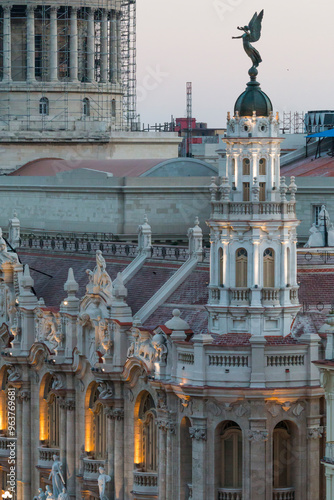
[232,10,264,79]
[48,455,65,499]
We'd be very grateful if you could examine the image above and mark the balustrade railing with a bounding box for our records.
[178,352,194,365]
[230,287,250,305]
[83,458,106,479]
[272,487,295,500]
[133,471,158,495]
[16,232,209,262]
[262,288,280,304]
[209,287,221,303]
[259,202,281,215]
[289,288,299,304]
[0,436,15,455]
[209,354,248,367]
[229,203,252,215]
[217,488,242,500]
[324,441,334,464]
[38,446,60,466]
[266,355,304,367]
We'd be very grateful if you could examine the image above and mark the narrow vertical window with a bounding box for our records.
[236,248,248,287]
[259,158,266,175]
[259,182,266,201]
[83,97,90,117]
[39,97,49,116]
[111,99,116,117]
[263,248,275,288]
[242,158,250,175]
[243,182,250,202]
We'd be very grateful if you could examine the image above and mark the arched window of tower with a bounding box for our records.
[112,99,116,118]
[83,98,90,117]
[259,158,266,175]
[235,248,248,288]
[263,248,275,288]
[39,97,49,116]
[242,158,250,176]
[217,421,242,492]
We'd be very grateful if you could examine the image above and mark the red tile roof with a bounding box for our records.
[281,155,334,177]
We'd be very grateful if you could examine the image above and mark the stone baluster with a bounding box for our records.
[114,408,124,500]
[70,8,79,82]
[66,399,76,499]
[50,7,58,82]
[87,8,96,83]
[100,9,108,83]
[20,389,31,500]
[3,5,12,82]
[26,6,36,83]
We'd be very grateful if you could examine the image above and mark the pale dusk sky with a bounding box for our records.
[136,0,334,127]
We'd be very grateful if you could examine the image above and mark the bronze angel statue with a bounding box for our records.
[233,10,264,78]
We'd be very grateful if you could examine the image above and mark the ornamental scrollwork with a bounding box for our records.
[189,427,207,441]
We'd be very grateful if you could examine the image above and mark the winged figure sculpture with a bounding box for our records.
[233,10,264,78]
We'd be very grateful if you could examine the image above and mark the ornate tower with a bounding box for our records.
[207,57,300,337]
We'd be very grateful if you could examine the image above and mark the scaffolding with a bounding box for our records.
[186,81,192,157]
[281,111,305,135]
[0,0,137,134]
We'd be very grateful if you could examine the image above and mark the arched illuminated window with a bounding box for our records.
[89,386,107,460]
[134,392,157,472]
[43,377,60,448]
[259,158,266,175]
[219,247,224,286]
[83,98,90,117]
[242,158,250,175]
[111,99,116,118]
[263,248,275,288]
[236,248,248,287]
[273,422,292,489]
[39,97,49,116]
[219,421,242,489]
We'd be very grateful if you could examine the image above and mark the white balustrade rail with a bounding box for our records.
[217,488,242,500]
[133,471,158,495]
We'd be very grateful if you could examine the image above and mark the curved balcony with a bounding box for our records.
[0,437,15,457]
[230,287,250,306]
[83,458,106,480]
[323,441,334,464]
[38,446,60,468]
[217,488,242,500]
[261,288,280,306]
[272,487,295,500]
[133,470,158,497]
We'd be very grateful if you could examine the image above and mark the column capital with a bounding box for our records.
[189,426,207,441]
[3,5,12,14]
[18,389,31,402]
[113,408,124,421]
[307,426,324,439]
[247,429,268,442]
[50,6,58,14]
[26,5,36,14]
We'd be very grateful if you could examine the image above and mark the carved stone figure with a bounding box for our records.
[232,10,264,78]
[45,486,55,500]
[34,487,46,500]
[98,466,111,500]
[97,380,113,399]
[86,250,112,297]
[57,487,70,500]
[304,223,324,248]
[48,455,65,499]
[0,228,18,263]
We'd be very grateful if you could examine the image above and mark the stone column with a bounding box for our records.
[248,423,268,500]
[105,408,115,498]
[110,11,116,82]
[158,421,167,500]
[166,421,175,499]
[70,7,79,82]
[66,399,76,499]
[100,10,108,83]
[114,409,124,500]
[307,422,323,500]
[49,7,58,82]
[59,400,67,470]
[116,13,122,83]
[87,8,95,82]
[16,396,23,500]
[3,5,12,82]
[26,6,36,82]
[20,389,31,500]
[190,424,207,500]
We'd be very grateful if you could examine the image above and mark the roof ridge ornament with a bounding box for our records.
[232,10,264,82]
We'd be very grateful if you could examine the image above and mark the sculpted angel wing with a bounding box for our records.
[248,10,264,43]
